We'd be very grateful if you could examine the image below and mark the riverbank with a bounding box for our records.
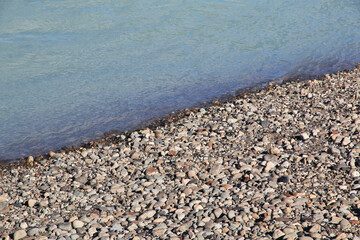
[1,66,360,239]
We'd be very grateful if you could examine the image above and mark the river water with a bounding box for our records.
[1,0,360,160]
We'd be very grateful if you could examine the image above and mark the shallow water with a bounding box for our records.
[1,0,360,160]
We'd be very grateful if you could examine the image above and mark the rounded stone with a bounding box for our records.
[72,220,85,229]
[14,230,27,240]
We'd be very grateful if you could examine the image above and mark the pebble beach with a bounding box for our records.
[1,66,360,240]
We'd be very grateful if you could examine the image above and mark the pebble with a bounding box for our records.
[139,210,156,220]
[27,228,40,236]
[309,224,321,233]
[340,219,351,231]
[28,199,36,207]
[59,223,72,231]
[265,161,276,172]
[13,230,27,240]
[273,229,285,239]
[72,220,85,229]
[301,133,310,140]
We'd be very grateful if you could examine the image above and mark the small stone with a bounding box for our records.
[283,233,298,240]
[20,222,28,229]
[340,219,351,231]
[194,204,203,211]
[27,228,40,236]
[283,227,296,234]
[28,199,37,207]
[110,184,124,194]
[342,137,351,146]
[139,210,156,220]
[265,161,276,172]
[167,150,177,156]
[309,224,321,233]
[214,208,223,218]
[228,210,236,219]
[335,233,347,240]
[188,170,197,179]
[351,170,360,178]
[49,151,55,157]
[330,147,341,155]
[153,218,166,224]
[111,224,123,232]
[59,222,72,231]
[283,207,292,214]
[88,227,97,236]
[301,133,310,140]
[13,230,27,240]
[131,152,140,159]
[69,216,78,222]
[273,229,285,239]
[128,223,138,231]
[264,154,278,162]
[81,151,88,157]
[209,164,222,176]
[221,184,233,190]
[349,220,360,225]
[152,224,167,236]
[39,200,49,207]
[70,234,80,240]
[0,193,8,202]
[72,220,84,228]
[331,216,343,224]
[177,222,192,232]
[146,167,158,175]
[310,233,322,239]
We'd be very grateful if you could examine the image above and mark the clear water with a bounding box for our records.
[1,0,360,160]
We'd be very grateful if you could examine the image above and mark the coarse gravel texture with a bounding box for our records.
[1,67,360,240]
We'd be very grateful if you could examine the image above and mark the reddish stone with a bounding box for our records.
[167,150,177,156]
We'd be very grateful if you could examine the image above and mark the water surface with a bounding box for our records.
[1,0,360,160]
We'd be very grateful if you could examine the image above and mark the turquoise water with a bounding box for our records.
[1,0,360,160]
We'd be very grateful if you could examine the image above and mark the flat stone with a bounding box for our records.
[335,233,347,240]
[72,220,85,228]
[309,224,321,233]
[27,228,40,236]
[273,229,285,239]
[331,216,343,224]
[59,222,72,231]
[265,161,276,172]
[13,230,27,240]
[139,210,156,220]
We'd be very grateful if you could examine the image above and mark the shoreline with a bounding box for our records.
[0,66,351,169]
[1,65,360,239]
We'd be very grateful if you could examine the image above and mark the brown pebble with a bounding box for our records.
[167,150,177,156]
[146,167,158,175]
[221,184,233,190]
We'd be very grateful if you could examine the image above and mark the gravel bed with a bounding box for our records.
[1,67,360,239]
